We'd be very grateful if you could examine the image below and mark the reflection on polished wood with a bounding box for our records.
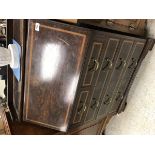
[7,19,155,135]
[23,20,89,131]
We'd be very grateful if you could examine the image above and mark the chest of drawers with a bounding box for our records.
[5,19,155,134]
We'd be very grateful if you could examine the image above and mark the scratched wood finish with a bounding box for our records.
[23,20,89,131]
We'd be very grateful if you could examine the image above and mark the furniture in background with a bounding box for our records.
[0,19,7,95]
[0,20,10,135]
[0,103,11,135]
[2,19,154,135]
[78,19,146,36]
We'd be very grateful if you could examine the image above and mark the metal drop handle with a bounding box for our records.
[77,104,87,114]
[94,60,99,71]
[103,95,112,105]
[116,92,123,101]
[88,59,99,72]
[102,58,113,71]
[77,102,83,114]
[116,58,126,69]
[129,23,136,31]
[128,58,137,69]
[91,98,100,109]
[83,106,87,112]
[107,59,113,69]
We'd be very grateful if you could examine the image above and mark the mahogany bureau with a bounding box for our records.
[3,19,154,135]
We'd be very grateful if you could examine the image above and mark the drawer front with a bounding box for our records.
[82,19,141,27]
[109,41,145,113]
[84,38,120,122]
[23,20,90,132]
[81,42,103,87]
[71,87,93,125]
[97,39,135,118]
[111,19,141,28]
[78,19,146,36]
[71,34,108,125]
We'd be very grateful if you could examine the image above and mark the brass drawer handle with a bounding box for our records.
[103,95,112,105]
[129,23,136,31]
[91,98,100,109]
[77,103,83,114]
[88,59,99,72]
[83,105,87,112]
[107,59,113,69]
[94,60,99,71]
[116,92,123,101]
[128,58,137,69]
[106,19,114,26]
[116,58,126,69]
[123,61,127,67]
[77,104,87,114]
[102,58,113,71]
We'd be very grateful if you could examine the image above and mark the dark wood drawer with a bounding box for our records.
[97,36,146,119]
[78,19,146,36]
[109,41,145,113]
[80,40,103,87]
[97,39,134,118]
[84,34,120,122]
[70,86,93,126]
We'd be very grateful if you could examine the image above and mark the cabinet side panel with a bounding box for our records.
[12,20,26,119]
